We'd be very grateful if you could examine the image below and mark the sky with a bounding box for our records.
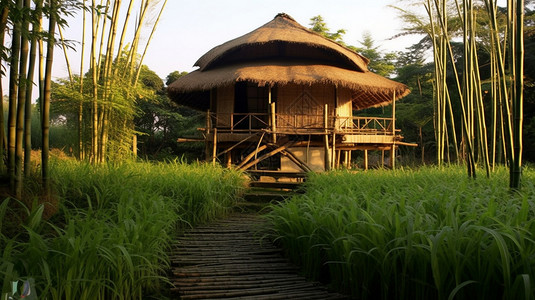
[55,0,423,83]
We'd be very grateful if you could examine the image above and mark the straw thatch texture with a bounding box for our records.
[168,13,410,111]
[168,60,409,110]
[194,13,369,72]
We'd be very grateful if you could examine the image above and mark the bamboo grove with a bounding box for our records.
[396,0,526,187]
[59,0,167,163]
[0,0,167,197]
[0,0,76,198]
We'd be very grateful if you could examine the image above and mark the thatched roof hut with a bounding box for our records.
[168,13,410,110]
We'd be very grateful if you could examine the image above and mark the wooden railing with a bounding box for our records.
[334,116,397,135]
[208,112,397,136]
[210,113,269,134]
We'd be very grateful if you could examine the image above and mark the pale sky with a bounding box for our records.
[55,0,423,83]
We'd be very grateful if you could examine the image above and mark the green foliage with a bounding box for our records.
[309,15,347,44]
[134,69,204,161]
[268,166,535,299]
[354,31,397,77]
[165,70,188,86]
[0,160,247,299]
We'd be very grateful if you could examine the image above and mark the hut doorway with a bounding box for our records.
[234,82,274,130]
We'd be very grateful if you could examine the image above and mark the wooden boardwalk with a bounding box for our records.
[169,214,348,299]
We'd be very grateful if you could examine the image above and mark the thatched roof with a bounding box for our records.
[168,13,410,110]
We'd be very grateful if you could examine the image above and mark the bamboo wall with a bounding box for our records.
[216,85,234,127]
[335,87,353,129]
[276,83,336,129]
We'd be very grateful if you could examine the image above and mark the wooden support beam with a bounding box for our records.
[236,144,268,169]
[238,142,294,171]
[216,131,261,158]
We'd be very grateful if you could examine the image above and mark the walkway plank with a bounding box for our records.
[169,214,347,299]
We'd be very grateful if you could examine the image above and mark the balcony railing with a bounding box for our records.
[207,112,397,136]
[335,116,397,135]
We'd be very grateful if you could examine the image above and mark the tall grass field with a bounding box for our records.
[1,160,247,299]
[268,166,535,299]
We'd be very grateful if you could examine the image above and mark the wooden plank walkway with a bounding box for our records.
[169,214,348,299]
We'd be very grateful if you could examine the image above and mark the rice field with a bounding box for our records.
[267,166,535,299]
[1,160,247,299]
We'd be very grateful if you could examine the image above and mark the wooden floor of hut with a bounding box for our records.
[169,214,348,299]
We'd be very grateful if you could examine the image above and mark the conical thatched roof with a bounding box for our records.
[168,13,409,110]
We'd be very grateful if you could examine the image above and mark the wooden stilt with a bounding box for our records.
[324,104,331,171]
[212,128,217,166]
[270,102,277,144]
[364,149,368,170]
[332,133,336,169]
[390,145,396,169]
[392,90,396,169]
[205,110,211,162]
[226,151,232,168]
[381,150,385,168]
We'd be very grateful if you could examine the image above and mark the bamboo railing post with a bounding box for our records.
[324,104,331,171]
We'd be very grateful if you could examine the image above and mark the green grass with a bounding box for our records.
[1,160,247,300]
[267,166,535,299]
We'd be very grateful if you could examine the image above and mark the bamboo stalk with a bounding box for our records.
[510,0,523,189]
[134,0,167,86]
[42,0,57,195]
[24,0,42,176]
[8,0,22,192]
[78,0,86,160]
[0,6,8,172]
[14,0,31,197]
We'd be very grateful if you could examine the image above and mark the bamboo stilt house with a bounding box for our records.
[168,13,412,172]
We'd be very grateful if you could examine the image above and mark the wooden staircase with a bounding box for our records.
[247,170,307,191]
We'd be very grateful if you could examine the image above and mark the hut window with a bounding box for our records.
[234,82,276,129]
